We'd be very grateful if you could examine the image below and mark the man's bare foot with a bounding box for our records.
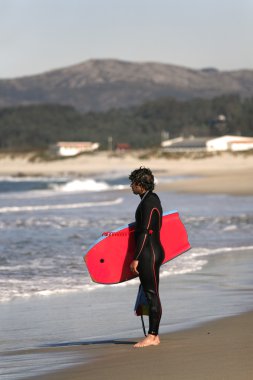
[134,334,160,348]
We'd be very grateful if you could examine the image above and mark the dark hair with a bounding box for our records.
[129,167,155,191]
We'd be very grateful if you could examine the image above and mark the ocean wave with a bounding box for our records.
[0,176,128,199]
[223,225,238,231]
[0,282,106,303]
[0,175,68,182]
[190,245,253,257]
[53,179,110,192]
[52,178,130,192]
[0,216,127,230]
[0,197,123,214]
[1,245,253,303]
[185,214,253,233]
[0,248,209,303]
[1,217,89,229]
[185,214,253,224]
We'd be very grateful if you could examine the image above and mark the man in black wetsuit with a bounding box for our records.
[129,167,165,348]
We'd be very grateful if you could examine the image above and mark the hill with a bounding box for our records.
[0,59,253,112]
[0,95,252,150]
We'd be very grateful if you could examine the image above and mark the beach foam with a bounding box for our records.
[2,245,253,303]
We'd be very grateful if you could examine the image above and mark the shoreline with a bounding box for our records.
[1,151,253,380]
[19,310,253,380]
[0,250,253,380]
[0,151,253,196]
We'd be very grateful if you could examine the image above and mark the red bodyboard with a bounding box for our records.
[84,211,190,284]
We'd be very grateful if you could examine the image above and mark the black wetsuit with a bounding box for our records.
[134,190,165,336]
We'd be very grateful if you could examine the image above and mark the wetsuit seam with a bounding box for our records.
[135,235,147,260]
[149,241,162,335]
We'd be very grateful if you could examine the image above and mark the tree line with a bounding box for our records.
[0,95,252,150]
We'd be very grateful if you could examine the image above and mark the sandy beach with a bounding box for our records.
[1,151,252,380]
[0,151,253,195]
[18,310,252,380]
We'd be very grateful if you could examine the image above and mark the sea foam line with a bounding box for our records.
[0,197,123,213]
[191,245,253,257]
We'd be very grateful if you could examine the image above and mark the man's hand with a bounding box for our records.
[130,260,139,275]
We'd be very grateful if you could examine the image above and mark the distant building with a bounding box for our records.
[161,136,209,152]
[207,135,253,152]
[116,143,131,152]
[55,141,100,156]
[161,135,253,153]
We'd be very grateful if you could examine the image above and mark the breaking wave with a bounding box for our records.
[2,245,253,303]
[0,197,123,214]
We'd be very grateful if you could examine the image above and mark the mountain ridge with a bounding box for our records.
[0,59,253,112]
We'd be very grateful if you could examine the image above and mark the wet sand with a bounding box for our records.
[24,310,253,380]
[161,170,253,195]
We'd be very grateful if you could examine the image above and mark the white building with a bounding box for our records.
[207,135,253,152]
[55,141,100,156]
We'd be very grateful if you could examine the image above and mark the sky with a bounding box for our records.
[1,0,252,78]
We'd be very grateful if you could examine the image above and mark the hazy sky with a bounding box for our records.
[1,0,252,78]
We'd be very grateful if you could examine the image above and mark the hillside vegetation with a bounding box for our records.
[0,95,252,150]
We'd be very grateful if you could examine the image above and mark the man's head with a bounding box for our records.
[129,167,155,192]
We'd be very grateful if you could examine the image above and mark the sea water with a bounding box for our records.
[0,173,253,379]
